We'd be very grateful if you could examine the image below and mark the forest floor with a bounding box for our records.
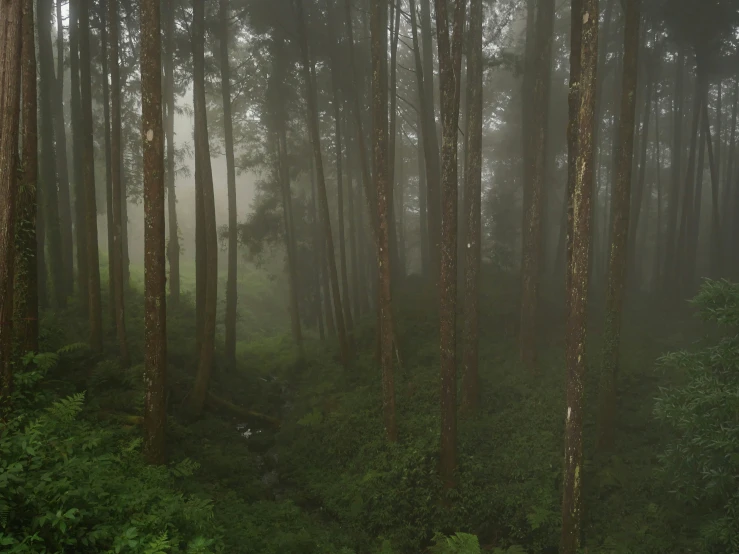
[31,266,710,554]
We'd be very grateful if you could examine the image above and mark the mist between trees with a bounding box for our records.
[0,0,738,552]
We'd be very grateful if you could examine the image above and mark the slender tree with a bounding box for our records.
[55,0,73,294]
[79,0,103,349]
[296,0,350,367]
[703,98,722,277]
[141,0,166,463]
[189,0,219,417]
[436,0,466,491]
[163,0,179,305]
[461,0,483,415]
[14,0,38,354]
[0,0,23,397]
[101,0,115,324]
[109,0,129,365]
[370,0,397,442]
[561,0,598,550]
[519,0,555,368]
[598,0,641,451]
[37,0,66,308]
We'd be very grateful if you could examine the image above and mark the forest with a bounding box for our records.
[0,0,738,552]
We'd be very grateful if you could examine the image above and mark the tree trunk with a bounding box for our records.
[190,0,219,418]
[461,0,482,415]
[662,48,685,293]
[328,0,354,342]
[69,0,88,310]
[36,188,47,310]
[163,0,179,305]
[345,111,362,319]
[561,0,597,550]
[418,127,429,273]
[296,0,349,367]
[519,0,554,369]
[721,80,737,264]
[652,89,664,287]
[100,0,115,326]
[79,0,103,349]
[14,0,38,354]
[371,0,397,442]
[37,0,66,309]
[311,164,325,339]
[109,0,129,366]
[140,0,166,464]
[120,143,130,289]
[435,0,466,492]
[703,98,722,277]
[219,0,238,364]
[0,0,23,397]
[386,0,401,282]
[410,0,441,282]
[686,114,706,287]
[597,0,640,451]
[55,0,73,296]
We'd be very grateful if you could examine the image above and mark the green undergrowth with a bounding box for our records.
[3,267,731,553]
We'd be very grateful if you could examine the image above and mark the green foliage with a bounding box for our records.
[0,350,220,554]
[654,280,739,552]
[430,532,482,554]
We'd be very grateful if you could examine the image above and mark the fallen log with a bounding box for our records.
[205,392,281,429]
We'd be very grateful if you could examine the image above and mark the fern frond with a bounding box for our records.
[45,393,86,422]
[56,342,88,355]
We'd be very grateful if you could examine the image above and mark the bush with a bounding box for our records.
[654,280,739,553]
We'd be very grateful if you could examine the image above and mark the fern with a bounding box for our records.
[56,342,88,355]
[430,532,482,554]
[144,532,172,554]
[45,392,86,423]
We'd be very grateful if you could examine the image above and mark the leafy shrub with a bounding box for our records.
[0,352,220,553]
[654,280,739,553]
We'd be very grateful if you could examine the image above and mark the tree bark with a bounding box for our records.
[386,0,401,282]
[190,0,219,418]
[79,0,103,349]
[54,0,73,296]
[109,0,129,366]
[461,0,482,415]
[0,0,23,397]
[561,0,597,550]
[296,0,349,367]
[703,98,722,277]
[597,0,640,451]
[69,0,88,310]
[141,0,167,464]
[519,0,554,369]
[14,0,38,354]
[435,0,466,491]
[721,80,737,264]
[219,0,238,364]
[371,0,397,442]
[345,110,362,319]
[37,0,66,309]
[163,0,179,305]
[100,0,115,326]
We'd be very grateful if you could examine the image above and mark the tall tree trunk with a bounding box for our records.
[461,0,482,415]
[597,0,640,451]
[55,0,73,295]
[328,0,354,342]
[79,0,103,349]
[190,0,218,418]
[703,98,722,277]
[519,0,554,369]
[296,0,349,366]
[100,0,115,325]
[371,0,397,441]
[15,0,38,354]
[163,0,179,304]
[652,89,664,287]
[109,0,129,365]
[346,111,362,319]
[410,0,441,281]
[676,74,705,294]
[120,139,130,289]
[686,114,706,287]
[436,0,466,492]
[662,48,685,293]
[36,187,47,310]
[721,80,737,262]
[417,124,429,273]
[69,0,88,310]
[37,0,66,309]
[141,0,166,464]
[386,0,401,282]
[0,0,23,397]
[561,0,597,550]
[219,0,238,363]
[396,143,406,276]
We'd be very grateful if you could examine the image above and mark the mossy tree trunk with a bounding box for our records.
[598,0,641,452]
[561,0,598,550]
[435,0,466,491]
[141,0,167,464]
[0,0,23,397]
